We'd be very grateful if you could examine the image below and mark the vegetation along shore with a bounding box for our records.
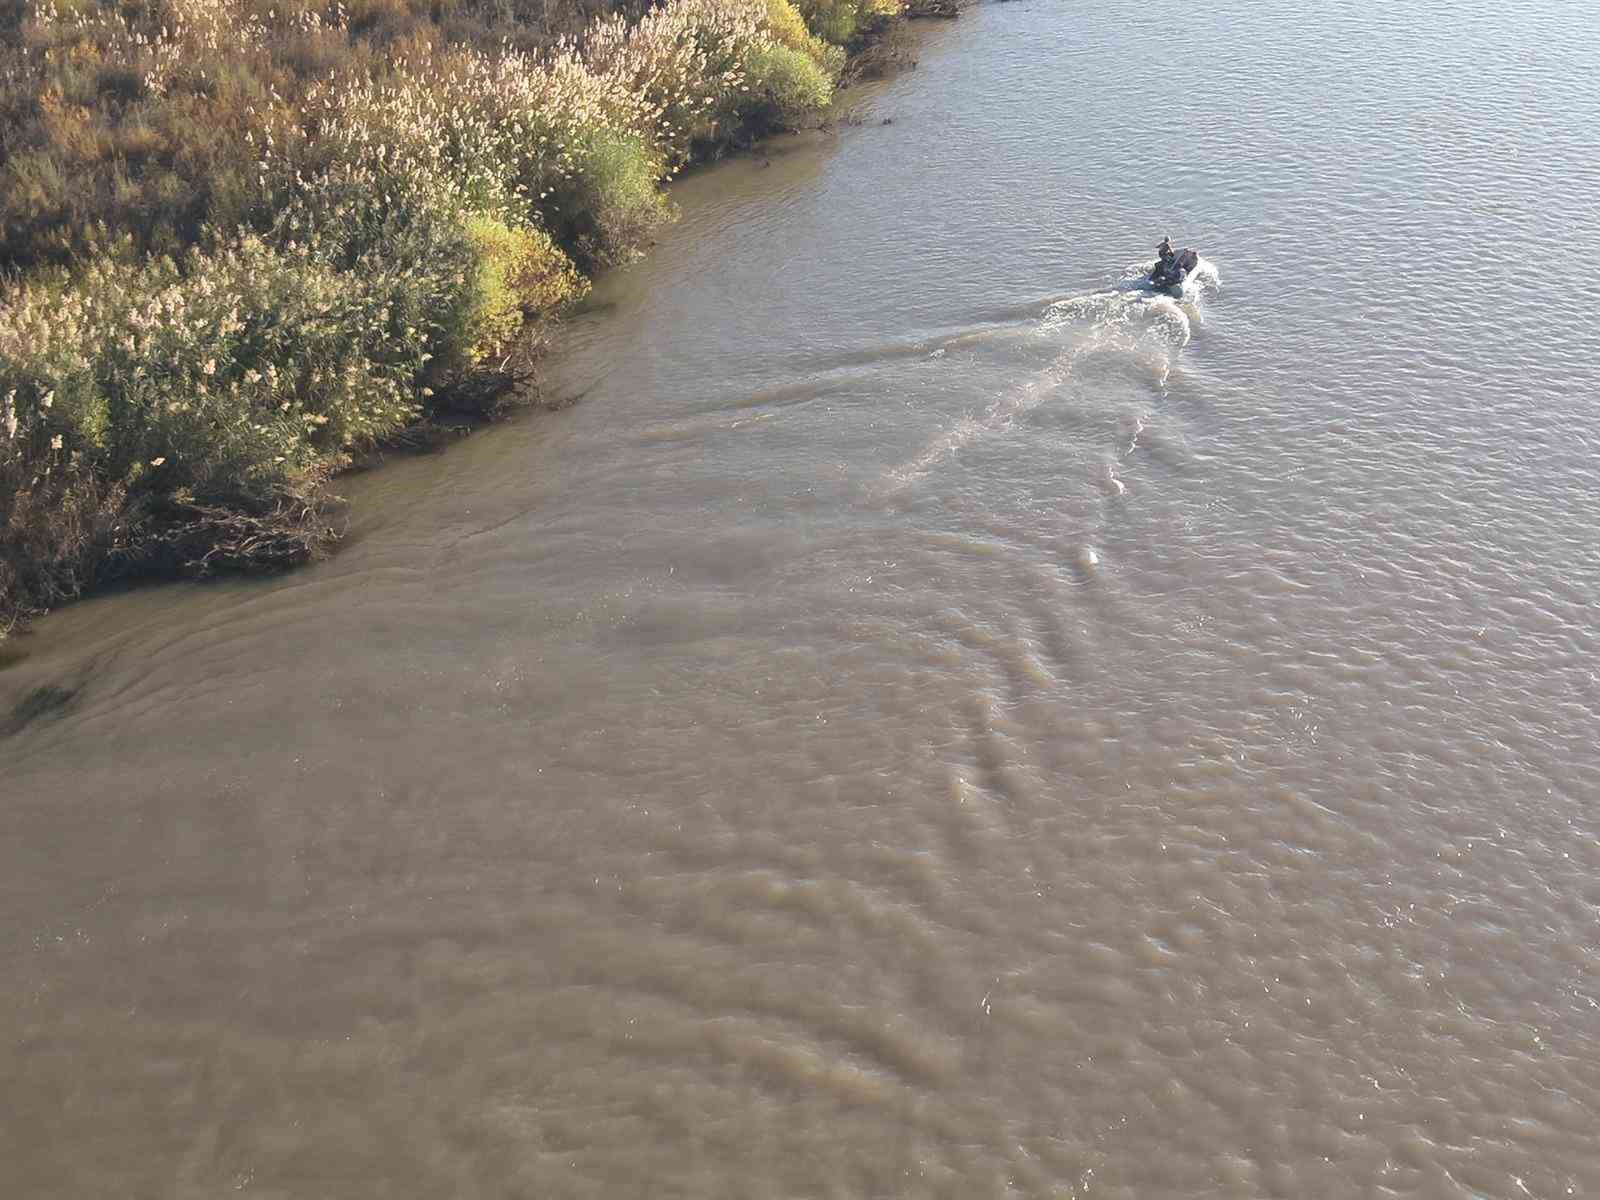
[0,0,962,642]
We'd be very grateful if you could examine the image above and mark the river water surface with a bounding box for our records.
[5,1,1600,1196]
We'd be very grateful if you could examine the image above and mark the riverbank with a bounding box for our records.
[0,0,962,644]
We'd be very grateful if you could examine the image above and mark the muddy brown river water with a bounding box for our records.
[5,1,1600,1195]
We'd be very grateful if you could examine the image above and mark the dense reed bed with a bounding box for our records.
[0,0,918,636]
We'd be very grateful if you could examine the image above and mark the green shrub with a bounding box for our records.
[742,42,833,129]
[794,0,900,46]
[0,231,465,500]
[764,0,844,73]
[0,430,123,623]
[540,122,671,267]
[0,223,477,621]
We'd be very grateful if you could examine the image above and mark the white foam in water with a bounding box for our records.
[884,259,1219,490]
[883,361,1071,489]
[1125,412,1149,457]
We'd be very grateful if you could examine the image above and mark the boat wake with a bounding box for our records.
[882,258,1220,490]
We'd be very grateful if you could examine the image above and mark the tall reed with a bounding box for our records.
[1,0,904,635]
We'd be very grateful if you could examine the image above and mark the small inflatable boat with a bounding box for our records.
[1150,246,1200,292]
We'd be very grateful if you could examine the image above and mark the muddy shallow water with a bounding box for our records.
[4,1,1600,1196]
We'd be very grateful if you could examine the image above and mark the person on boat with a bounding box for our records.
[1152,237,1179,285]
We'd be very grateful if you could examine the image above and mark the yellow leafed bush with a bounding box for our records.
[764,0,845,74]
[449,218,589,369]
